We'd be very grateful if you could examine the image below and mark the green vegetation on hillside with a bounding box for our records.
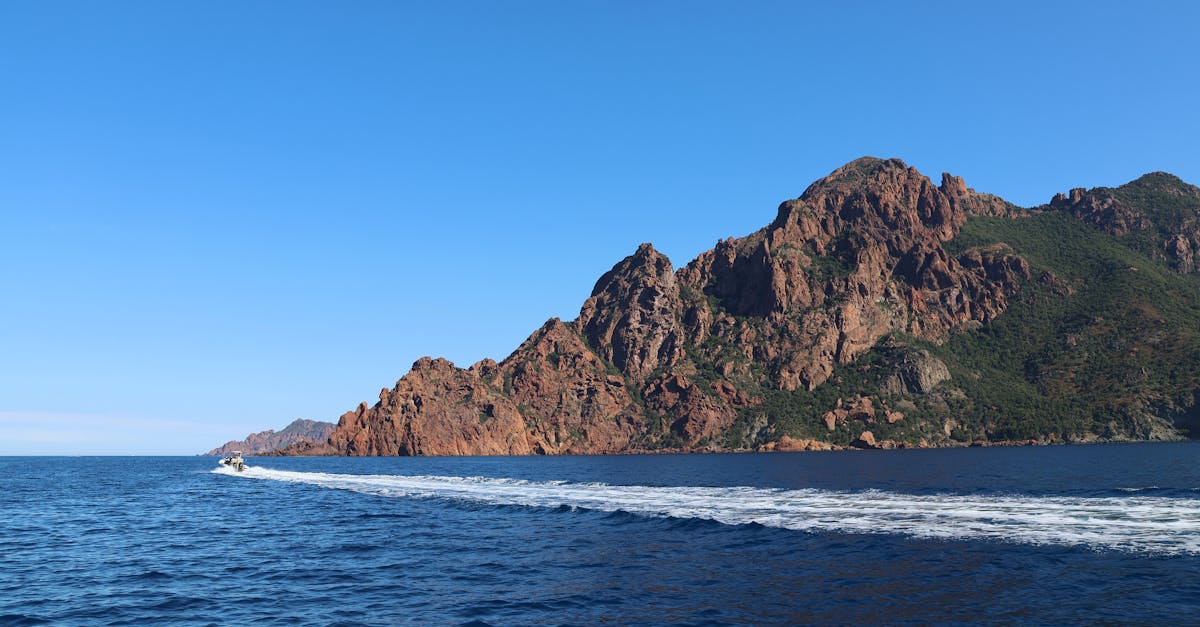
[1109,174,1200,261]
[935,212,1200,440]
[728,210,1200,446]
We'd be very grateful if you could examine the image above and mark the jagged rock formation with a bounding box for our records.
[207,419,335,455]
[675,158,1030,394]
[273,157,1200,456]
[323,321,647,456]
[879,350,951,396]
[1049,172,1200,272]
[578,243,684,384]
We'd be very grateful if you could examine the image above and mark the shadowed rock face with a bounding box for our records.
[879,350,951,396]
[270,157,1199,456]
[676,157,1029,391]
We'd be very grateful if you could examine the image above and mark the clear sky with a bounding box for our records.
[2,1,1197,454]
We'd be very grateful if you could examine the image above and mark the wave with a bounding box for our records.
[213,466,1200,555]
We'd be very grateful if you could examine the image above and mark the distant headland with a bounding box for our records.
[206,419,335,456]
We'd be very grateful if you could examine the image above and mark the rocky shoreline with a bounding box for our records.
[266,431,1183,457]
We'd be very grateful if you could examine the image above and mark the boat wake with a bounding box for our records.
[214,466,1200,554]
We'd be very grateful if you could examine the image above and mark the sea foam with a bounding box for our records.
[214,466,1200,554]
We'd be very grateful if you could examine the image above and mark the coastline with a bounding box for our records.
[262,433,1193,458]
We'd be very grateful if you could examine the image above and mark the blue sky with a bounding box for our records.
[2,1,1197,454]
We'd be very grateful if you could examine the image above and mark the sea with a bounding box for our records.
[2,443,1199,625]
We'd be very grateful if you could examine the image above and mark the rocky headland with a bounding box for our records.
[207,418,336,455]
[273,157,1200,456]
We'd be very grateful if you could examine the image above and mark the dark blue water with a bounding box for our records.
[3,444,1200,625]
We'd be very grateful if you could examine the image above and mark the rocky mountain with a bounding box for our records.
[207,419,336,455]
[281,157,1200,456]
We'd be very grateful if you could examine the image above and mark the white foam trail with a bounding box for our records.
[213,466,1200,554]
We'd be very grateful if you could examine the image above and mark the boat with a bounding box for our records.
[219,451,247,472]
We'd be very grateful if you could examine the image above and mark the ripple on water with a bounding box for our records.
[0,615,53,627]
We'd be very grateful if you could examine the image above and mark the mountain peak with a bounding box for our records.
[764,156,962,247]
[579,242,683,382]
[833,155,910,174]
[589,243,673,298]
[633,241,659,256]
[1121,171,1199,197]
[800,157,916,200]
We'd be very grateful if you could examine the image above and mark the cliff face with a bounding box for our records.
[282,157,1200,456]
[207,419,335,455]
[675,158,1029,393]
[578,243,684,385]
[325,321,647,456]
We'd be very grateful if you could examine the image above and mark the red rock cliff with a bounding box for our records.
[290,158,1041,455]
